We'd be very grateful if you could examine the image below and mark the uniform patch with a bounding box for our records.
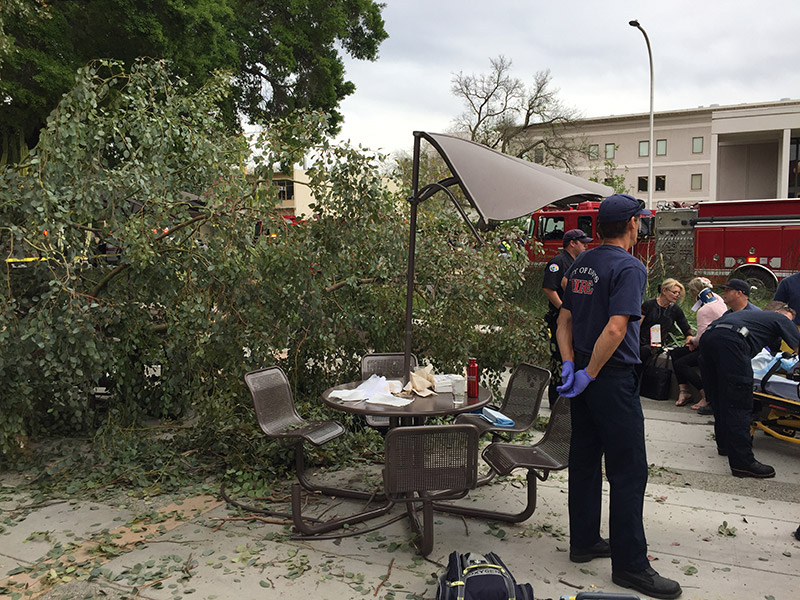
[548,264,560,272]
[571,278,594,295]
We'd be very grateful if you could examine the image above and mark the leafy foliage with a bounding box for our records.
[0,0,388,163]
[1,60,549,497]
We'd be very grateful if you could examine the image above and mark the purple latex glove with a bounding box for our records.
[560,360,575,390]
[558,369,595,398]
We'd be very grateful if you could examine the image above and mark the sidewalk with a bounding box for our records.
[2,398,799,600]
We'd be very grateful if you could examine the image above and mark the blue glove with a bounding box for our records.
[558,369,595,398]
[560,360,575,390]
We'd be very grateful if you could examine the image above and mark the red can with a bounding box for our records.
[467,358,479,398]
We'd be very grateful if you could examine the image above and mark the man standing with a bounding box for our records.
[699,303,799,477]
[556,194,681,599]
[774,271,800,325]
[542,228,592,405]
[721,279,760,313]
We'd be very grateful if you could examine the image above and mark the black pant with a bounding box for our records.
[570,358,649,572]
[699,329,757,469]
[670,346,702,390]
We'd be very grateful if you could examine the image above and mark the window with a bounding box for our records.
[639,176,666,192]
[656,139,667,156]
[576,215,593,238]
[277,180,294,201]
[638,141,649,157]
[588,144,599,160]
[605,143,615,159]
[533,146,545,164]
[638,216,655,239]
[537,216,565,241]
[691,173,702,190]
[692,137,703,154]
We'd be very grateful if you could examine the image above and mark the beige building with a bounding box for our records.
[551,99,800,207]
[273,167,315,218]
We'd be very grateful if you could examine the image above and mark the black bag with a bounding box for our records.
[436,551,533,600]
[640,354,673,400]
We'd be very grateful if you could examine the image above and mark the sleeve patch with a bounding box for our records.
[548,264,560,272]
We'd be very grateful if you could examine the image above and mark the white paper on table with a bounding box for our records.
[329,389,368,402]
[356,374,392,397]
[365,393,414,407]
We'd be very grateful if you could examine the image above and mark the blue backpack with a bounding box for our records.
[436,551,533,600]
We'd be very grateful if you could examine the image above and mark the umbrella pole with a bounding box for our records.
[403,135,422,380]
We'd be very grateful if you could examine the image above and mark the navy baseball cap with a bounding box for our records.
[563,228,593,243]
[597,194,650,223]
[722,278,750,296]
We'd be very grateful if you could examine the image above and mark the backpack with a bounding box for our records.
[436,551,534,600]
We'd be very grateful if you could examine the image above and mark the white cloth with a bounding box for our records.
[365,393,413,407]
[329,375,403,402]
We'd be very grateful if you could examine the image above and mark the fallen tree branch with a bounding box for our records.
[374,558,394,597]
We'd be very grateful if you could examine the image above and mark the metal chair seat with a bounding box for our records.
[246,366,345,445]
[455,363,550,440]
[383,424,479,555]
[287,420,346,446]
[482,435,569,476]
[434,396,571,524]
[246,366,392,535]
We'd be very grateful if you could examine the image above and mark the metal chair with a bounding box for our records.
[245,366,392,535]
[455,363,550,441]
[360,352,418,428]
[383,424,479,555]
[434,396,571,523]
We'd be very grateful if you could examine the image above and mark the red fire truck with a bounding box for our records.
[525,200,657,265]
[526,198,800,296]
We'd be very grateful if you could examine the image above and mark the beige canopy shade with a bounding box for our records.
[420,131,613,223]
[403,132,614,375]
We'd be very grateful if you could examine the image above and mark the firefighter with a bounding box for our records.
[699,303,799,477]
[542,228,592,406]
[720,279,760,312]
[773,271,800,326]
[556,194,682,600]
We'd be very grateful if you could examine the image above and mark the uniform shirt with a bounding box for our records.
[774,272,800,325]
[724,301,760,315]
[705,310,800,357]
[562,245,647,365]
[542,250,574,313]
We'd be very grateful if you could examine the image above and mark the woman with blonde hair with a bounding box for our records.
[639,278,693,397]
[670,277,727,410]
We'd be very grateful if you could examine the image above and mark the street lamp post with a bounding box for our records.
[629,19,654,208]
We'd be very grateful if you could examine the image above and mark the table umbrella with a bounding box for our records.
[403,132,613,375]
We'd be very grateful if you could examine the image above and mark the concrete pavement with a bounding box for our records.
[2,397,799,600]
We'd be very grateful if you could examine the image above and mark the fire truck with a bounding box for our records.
[525,200,657,265]
[526,198,800,296]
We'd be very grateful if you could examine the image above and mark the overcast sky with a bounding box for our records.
[334,0,800,156]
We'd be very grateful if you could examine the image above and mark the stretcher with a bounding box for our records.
[752,355,800,445]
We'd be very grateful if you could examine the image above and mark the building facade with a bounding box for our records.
[550,99,800,207]
[273,167,315,218]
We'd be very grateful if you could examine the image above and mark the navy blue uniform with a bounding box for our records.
[562,245,650,573]
[774,272,800,325]
[699,310,800,468]
[543,250,575,312]
[543,251,576,403]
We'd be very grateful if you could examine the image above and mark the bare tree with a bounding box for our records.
[451,56,587,172]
